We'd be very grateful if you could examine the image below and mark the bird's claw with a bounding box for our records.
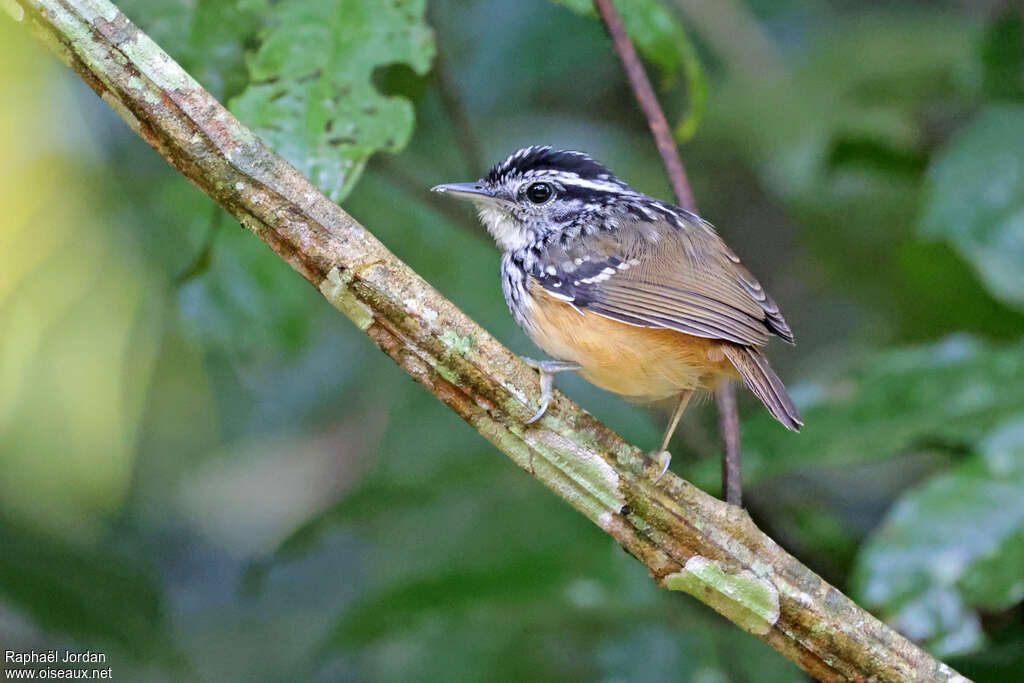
[521,357,580,425]
[525,366,554,424]
[650,450,672,481]
[526,391,550,425]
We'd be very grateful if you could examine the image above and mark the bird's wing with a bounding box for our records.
[533,214,794,347]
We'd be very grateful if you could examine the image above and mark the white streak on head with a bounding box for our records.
[557,175,629,193]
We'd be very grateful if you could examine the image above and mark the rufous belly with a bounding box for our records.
[522,284,739,402]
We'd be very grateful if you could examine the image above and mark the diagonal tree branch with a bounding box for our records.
[11,1,967,680]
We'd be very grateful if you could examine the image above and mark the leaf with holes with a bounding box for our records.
[230,0,435,201]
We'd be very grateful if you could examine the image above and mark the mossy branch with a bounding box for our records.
[11,1,967,680]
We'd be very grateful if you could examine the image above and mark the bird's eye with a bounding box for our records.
[525,182,553,204]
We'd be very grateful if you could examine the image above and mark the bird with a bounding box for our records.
[432,146,801,479]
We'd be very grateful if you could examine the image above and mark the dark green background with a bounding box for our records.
[2,0,1023,680]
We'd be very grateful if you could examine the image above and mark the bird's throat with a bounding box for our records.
[475,203,536,252]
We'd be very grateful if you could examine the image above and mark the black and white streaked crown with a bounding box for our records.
[485,146,631,192]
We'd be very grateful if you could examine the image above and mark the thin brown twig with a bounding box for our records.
[716,381,742,505]
[593,0,742,502]
[592,0,695,212]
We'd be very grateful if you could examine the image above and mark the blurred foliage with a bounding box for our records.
[852,417,1024,658]
[0,17,160,532]
[686,335,1024,489]
[0,514,179,667]
[921,105,1024,313]
[115,0,257,101]
[979,9,1024,101]
[551,0,707,140]
[3,1,1024,682]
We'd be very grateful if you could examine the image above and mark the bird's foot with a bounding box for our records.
[649,450,672,481]
[521,357,580,424]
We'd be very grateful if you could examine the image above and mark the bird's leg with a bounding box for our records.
[521,357,581,424]
[650,390,693,480]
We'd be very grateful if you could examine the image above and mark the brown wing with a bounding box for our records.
[533,215,794,348]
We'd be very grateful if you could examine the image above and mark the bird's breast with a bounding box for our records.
[520,280,737,401]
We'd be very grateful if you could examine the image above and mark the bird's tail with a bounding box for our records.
[721,346,802,432]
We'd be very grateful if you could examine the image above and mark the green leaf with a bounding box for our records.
[921,105,1024,312]
[550,0,706,141]
[851,416,1024,657]
[230,0,435,201]
[687,336,1024,488]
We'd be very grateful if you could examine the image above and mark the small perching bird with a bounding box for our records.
[433,146,801,479]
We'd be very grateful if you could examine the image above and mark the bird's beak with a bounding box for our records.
[431,182,491,202]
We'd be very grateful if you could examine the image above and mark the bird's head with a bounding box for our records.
[432,146,632,252]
